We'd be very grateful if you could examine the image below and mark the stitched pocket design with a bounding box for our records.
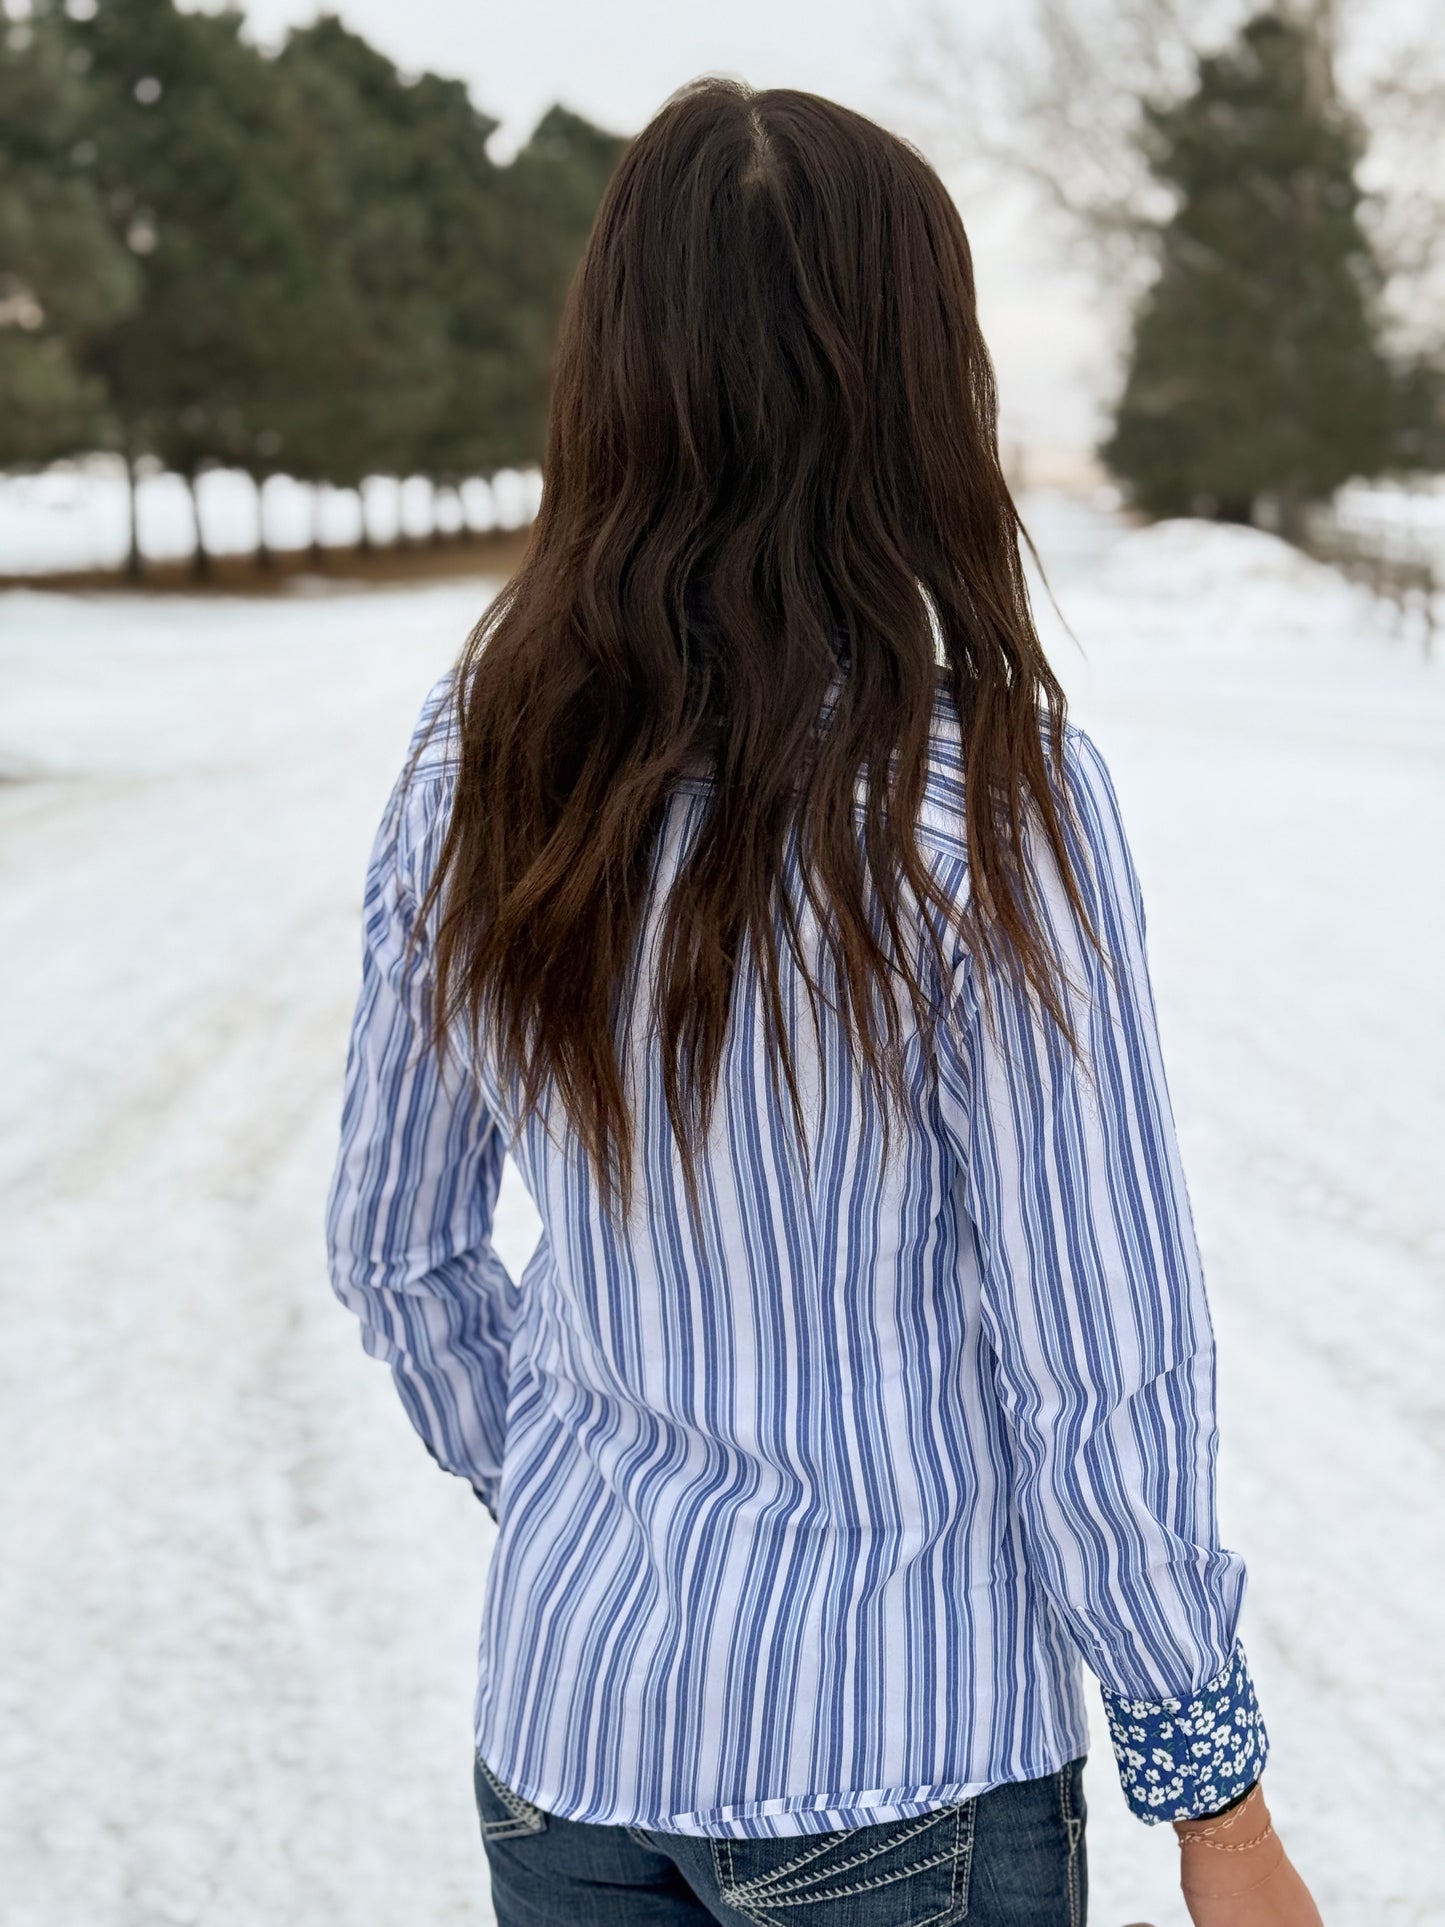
[711,1801,974,1927]
[473,1753,549,1841]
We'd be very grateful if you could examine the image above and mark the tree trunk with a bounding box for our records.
[187,471,210,580]
[310,483,327,564]
[356,482,372,553]
[125,452,144,584]
[255,474,273,571]
[430,479,447,547]
[1276,487,1309,549]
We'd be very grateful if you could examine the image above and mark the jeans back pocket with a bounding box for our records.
[710,1800,974,1927]
[473,1752,550,1841]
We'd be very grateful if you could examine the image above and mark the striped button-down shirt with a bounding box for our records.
[327,673,1266,1838]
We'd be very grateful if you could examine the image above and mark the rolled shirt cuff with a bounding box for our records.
[1101,1641,1268,1823]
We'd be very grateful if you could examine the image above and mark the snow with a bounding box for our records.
[1334,477,1445,565]
[1089,514,1380,610]
[2,507,1441,1925]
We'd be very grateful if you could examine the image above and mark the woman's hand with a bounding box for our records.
[1174,1782,1323,1926]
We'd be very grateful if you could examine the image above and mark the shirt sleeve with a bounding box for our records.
[935,726,1267,1822]
[325,725,518,1522]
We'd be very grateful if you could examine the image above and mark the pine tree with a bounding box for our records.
[396,69,516,522]
[6,0,622,569]
[275,24,624,534]
[60,0,340,574]
[408,100,625,508]
[499,107,627,469]
[1104,11,1397,539]
[272,18,453,531]
[0,10,138,470]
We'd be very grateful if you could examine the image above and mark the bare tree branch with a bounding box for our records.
[901,0,1445,352]
[1352,39,1445,346]
[903,0,1244,294]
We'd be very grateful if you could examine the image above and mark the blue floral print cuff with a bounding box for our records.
[1102,1642,1268,1823]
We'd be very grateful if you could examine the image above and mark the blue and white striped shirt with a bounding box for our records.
[327,673,1266,1838]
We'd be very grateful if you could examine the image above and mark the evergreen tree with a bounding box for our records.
[277,25,624,526]
[499,107,627,469]
[273,17,453,535]
[4,0,622,568]
[1105,11,1397,538]
[58,0,340,573]
[407,101,624,510]
[0,10,138,469]
[397,67,518,523]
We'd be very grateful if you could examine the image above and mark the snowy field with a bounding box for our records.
[2,499,1442,1926]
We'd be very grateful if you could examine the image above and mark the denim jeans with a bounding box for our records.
[476,1753,1087,1926]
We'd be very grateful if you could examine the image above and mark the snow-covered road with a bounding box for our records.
[2,511,1441,1925]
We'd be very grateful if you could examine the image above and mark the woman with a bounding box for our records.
[327,81,1323,1926]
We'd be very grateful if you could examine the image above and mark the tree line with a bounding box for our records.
[7,1,1442,576]
[0,0,625,575]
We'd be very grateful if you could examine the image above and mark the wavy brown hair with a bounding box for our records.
[426,78,1090,1221]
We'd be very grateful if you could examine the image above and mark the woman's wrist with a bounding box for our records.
[1174,1780,1284,1898]
[1174,1776,1269,1844]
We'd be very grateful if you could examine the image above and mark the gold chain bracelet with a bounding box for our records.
[1188,1819,1277,1855]
[1176,1781,1273,1853]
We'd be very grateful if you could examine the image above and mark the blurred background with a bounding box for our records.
[1,1,1441,1922]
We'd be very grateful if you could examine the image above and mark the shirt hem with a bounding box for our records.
[472,1731,1091,1839]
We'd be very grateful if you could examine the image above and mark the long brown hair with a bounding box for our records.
[427,78,1089,1220]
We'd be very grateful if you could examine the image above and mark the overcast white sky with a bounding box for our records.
[216,0,1132,453]
[233,0,925,147]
